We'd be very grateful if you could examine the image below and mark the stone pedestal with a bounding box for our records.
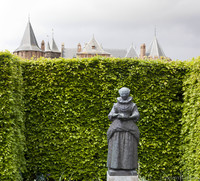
[107,172,138,181]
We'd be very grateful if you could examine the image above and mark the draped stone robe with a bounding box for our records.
[107,96,140,170]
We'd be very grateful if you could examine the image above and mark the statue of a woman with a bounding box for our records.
[107,87,140,176]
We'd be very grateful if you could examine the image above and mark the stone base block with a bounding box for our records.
[107,172,138,181]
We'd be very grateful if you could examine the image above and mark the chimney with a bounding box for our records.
[77,43,81,52]
[41,40,45,51]
[140,43,146,59]
[61,43,65,57]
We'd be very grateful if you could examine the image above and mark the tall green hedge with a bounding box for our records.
[21,57,187,180]
[181,57,200,180]
[4,52,200,181]
[0,52,26,181]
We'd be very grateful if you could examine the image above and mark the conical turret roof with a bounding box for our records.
[146,36,166,58]
[125,44,138,58]
[14,20,42,52]
[51,37,60,53]
[45,41,51,52]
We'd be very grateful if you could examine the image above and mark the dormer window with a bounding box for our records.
[92,45,96,49]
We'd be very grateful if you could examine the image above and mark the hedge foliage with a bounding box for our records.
[2,52,200,181]
[181,57,200,180]
[0,52,26,181]
[21,56,187,181]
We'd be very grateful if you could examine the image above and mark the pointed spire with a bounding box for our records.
[125,44,138,58]
[146,27,166,58]
[14,20,41,52]
[45,41,51,52]
[146,36,166,58]
[52,28,54,39]
[48,29,60,53]
[46,35,51,52]
[51,38,60,53]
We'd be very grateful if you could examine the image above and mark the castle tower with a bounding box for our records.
[50,37,61,58]
[44,32,61,58]
[43,32,61,58]
[13,19,43,59]
[44,41,52,58]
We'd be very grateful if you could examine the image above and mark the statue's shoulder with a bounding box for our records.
[131,102,137,110]
[113,102,118,108]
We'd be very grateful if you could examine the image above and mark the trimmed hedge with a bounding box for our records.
[181,57,200,180]
[4,52,200,181]
[21,57,187,180]
[0,52,26,181]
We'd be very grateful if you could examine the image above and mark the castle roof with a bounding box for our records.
[62,35,167,59]
[62,48,77,58]
[14,20,42,52]
[125,44,138,58]
[62,47,138,58]
[51,37,60,53]
[77,35,110,55]
[146,36,166,58]
[104,49,127,58]
[45,41,51,52]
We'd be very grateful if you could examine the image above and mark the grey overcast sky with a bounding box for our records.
[0,0,200,60]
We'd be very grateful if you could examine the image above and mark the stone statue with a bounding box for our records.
[107,87,140,176]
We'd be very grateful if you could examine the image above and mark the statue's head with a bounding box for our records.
[119,87,130,100]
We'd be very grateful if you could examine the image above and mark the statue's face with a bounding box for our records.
[120,92,129,100]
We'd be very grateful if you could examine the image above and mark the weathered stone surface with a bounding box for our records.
[107,87,140,174]
[107,172,138,181]
[108,169,137,176]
